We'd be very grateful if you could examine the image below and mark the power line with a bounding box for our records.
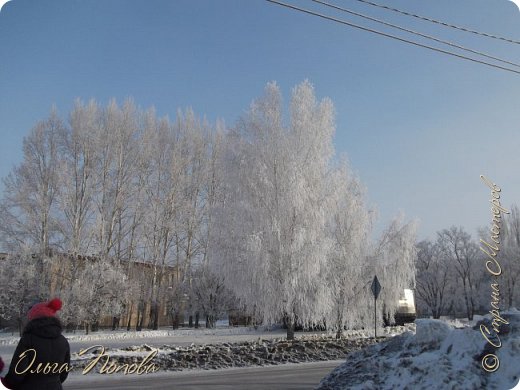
[265,0,520,75]
[311,0,520,69]
[348,0,520,45]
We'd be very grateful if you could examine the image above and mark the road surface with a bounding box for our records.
[64,360,343,390]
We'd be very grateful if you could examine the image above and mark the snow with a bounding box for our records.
[318,311,520,390]
[0,325,272,346]
[0,322,415,346]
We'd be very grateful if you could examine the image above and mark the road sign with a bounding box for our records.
[371,275,381,300]
[371,275,381,339]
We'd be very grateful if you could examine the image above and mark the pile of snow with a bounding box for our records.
[70,336,380,372]
[317,311,520,390]
[64,326,416,373]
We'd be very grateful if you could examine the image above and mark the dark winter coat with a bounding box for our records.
[1,317,70,390]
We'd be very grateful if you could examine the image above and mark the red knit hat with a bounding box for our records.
[27,298,63,321]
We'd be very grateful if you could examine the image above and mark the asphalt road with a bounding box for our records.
[64,360,343,390]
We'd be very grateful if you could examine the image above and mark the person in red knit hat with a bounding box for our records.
[1,298,70,390]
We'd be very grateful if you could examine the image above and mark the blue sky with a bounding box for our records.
[0,0,519,240]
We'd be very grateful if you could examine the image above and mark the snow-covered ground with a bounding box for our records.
[0,324,270,346]
[317,310,520,390]
[0,323,412,346]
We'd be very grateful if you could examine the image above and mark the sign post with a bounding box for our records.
[370,275,381,339]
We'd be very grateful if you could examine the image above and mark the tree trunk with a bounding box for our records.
[112,316,118,331]
[206,315,216,329]
[286,317,295,340]
[136,305,143,331]
[195,312,200,329]
[170,312,178,330]
[335,311,343,339]
[152,302,159,330]
[126,304,133,331]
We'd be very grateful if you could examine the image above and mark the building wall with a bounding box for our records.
[45,253,184,329]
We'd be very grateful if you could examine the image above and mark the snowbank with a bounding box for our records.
[317,312,520,390]
[70,336,379,372]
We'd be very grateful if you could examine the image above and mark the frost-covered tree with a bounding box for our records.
[0,112,64,255]
[0,112,66,295]
[61,257,128,334]
[0,252,48,334]
[437,226,480,320]
[173,110,213,327]
[415,240,452,318]
[91,99,139,258]
[326,162,374,338]
[493,204,520,309]
[213,81,335,339]
[163,282,186,329]
[57,100,98,256]
[373,216,417,325]
[191,264,236,328]
[138,110,181,329]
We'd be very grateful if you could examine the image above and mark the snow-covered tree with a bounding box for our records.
[373,216,417,325]
[56,100,98,258]
[437,226,481,320]
[163,281,186,329]
[61,257,128,334]
[326,162,374,337]
[173,110,212,327]
[493,204,520,309]
[137,110,180,329]
[415,240,452,318]
[0,252,48,334]
[0,112,65,254]
[213,81,335,339]
[91,99,139,259]
[191,264,236,328]
[0,112,66,295]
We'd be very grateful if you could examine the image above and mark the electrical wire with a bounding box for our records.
[348,0,520,45]
[311,0,520,68]
[265,0,520,75]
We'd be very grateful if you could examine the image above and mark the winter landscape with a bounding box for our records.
[1,0,520,389]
